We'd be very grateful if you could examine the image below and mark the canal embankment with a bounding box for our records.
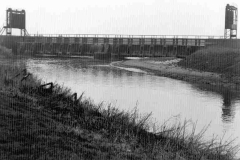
[112,47,240,90]
[1,45,240,160]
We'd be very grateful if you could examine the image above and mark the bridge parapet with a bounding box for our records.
[18,35,208,47]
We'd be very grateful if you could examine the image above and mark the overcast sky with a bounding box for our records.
[0,0,239,37]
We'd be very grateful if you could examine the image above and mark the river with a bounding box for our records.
[25,57,240,155]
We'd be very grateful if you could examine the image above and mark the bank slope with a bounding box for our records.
[178,47,240,77]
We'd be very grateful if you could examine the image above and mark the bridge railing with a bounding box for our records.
[28,34,225,39]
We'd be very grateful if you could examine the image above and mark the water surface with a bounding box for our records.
[26,58,240,154]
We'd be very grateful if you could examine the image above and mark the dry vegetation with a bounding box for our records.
[0,45,239,160]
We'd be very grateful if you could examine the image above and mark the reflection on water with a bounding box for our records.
[25,58,240,157]
[193,83,240,124]
[221,89,238,123]
[222,90,233,107]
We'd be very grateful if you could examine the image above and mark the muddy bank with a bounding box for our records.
[111,57,240,90]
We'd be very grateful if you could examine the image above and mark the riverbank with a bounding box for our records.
[112,55,240,90]
[1,46,239,160]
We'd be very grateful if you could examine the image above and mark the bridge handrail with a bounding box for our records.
[27,34,225,39]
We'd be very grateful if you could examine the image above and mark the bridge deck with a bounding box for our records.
[1,35,239,57]
[1,34,226,46]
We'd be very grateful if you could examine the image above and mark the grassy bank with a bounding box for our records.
[178,47,240,78]
[0,46,239,159]
[0,46,13,58]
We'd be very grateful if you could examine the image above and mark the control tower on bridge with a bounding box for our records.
[0,8,29,36]
[224,4,238,39]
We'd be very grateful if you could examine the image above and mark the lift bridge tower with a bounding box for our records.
[224,4,238,39]
[0,8,29,36]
